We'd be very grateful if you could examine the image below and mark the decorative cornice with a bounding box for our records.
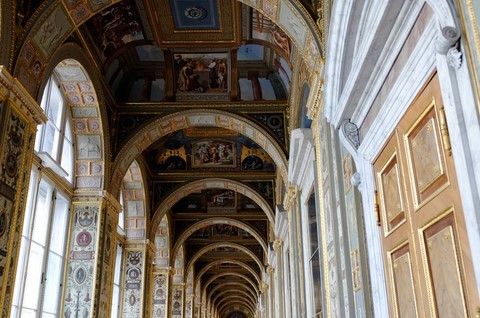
[0,66,46,125]
[102,190,122,214]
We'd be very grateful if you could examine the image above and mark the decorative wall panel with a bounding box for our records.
[379,153,405,233]
[389,244,417,317]
[404,105,447,208]
[123,250,145,316]
[421,213,466,317]
[152,273,168,318]
[171,286,184,318]
[63,205,100,318]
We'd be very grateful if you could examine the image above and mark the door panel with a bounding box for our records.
[420,211,466,317]
[404,103,448,208]
[389,242,417,317]
[374,73,479,316]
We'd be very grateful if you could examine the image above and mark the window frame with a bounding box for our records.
[11,168,72,318]
[35,75,74,183]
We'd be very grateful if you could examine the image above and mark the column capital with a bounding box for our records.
[266,265,274,275]
[260,282,269,293]
[272,238,283,252]
[283,185,299,210]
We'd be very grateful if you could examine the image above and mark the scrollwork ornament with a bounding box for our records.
[446,46,462,69]
[435,26,460,54]
[342,119,360,149]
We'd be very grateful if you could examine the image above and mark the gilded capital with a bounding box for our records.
[283,185,298,210]
[260,282,269,293]
[273,238,283,252]
[267,265,274,274]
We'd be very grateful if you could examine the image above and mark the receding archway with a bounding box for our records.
[112,110,288,198]
[171,217,268,264]
[150,177,275,240]
[193,259,261,288]
[185,242,264,278]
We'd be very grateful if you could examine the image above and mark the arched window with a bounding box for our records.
[11,74,74,317]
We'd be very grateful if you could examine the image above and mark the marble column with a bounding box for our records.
[62,191,120,318]
[273,239,284,318]
[0,67,46,316]
[284,186,306,318]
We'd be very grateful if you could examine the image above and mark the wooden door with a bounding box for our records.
[374,73,479,317]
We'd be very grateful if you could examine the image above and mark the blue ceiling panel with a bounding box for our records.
[169,0,220,30]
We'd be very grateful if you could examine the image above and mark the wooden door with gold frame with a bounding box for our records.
[374,73,479,317]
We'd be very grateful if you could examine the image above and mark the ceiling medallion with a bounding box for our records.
[184,6,207,20]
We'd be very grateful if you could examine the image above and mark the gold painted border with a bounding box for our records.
[458,0,480,115]
[312,118,331,318]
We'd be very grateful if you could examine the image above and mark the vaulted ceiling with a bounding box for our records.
[13,0,323,317]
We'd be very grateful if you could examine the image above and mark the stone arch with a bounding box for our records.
[171,217,268,263]
[37,45,108,190]
[121,160,147,239]
[216,296,255,314]
[202,272,259,297]
[185,242,264,278]
[207,281,257,304]
[220,304,254,318]
[212,289,257,308]
[193,259,261,288]
[112,109,288,198]
[150,177,275,239]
